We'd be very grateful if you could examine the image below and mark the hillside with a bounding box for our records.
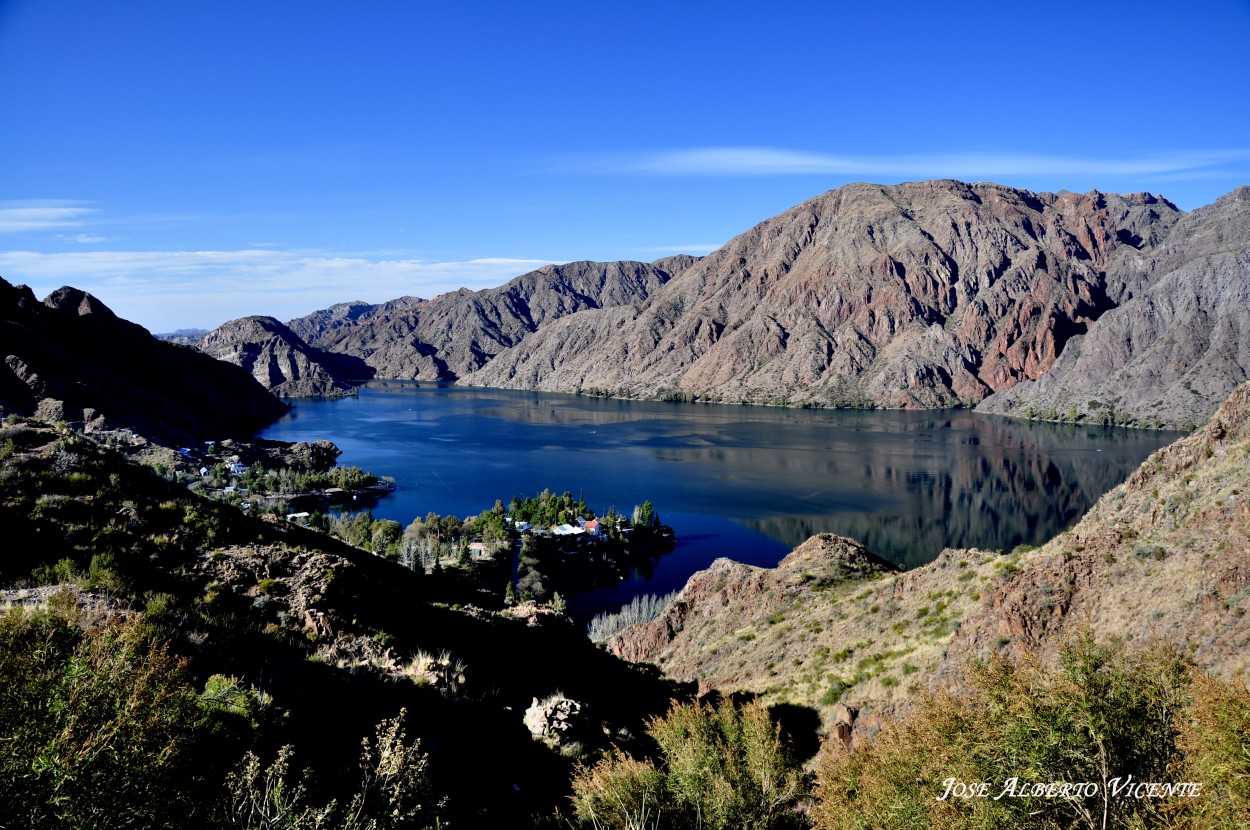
[0,275,694,825]
[464,181,1185,409]
[0,418,683,827]
[610,380,1250,731]
[0,277,287,443]
[197,315,368,397]
[289,258,693,381]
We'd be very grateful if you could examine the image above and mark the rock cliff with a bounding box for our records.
[289,258,690,381]
[464,181,1184,409]
[977,185,1250,428]
[0,277,288,442]
[198,315,365,397]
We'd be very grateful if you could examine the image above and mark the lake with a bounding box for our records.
[259,382,1178,619]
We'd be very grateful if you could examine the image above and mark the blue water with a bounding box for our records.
[260,382,1178,618]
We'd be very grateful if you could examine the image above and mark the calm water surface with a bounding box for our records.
[260,383,1178,618]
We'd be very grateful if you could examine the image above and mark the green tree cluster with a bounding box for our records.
[510,488,594,528]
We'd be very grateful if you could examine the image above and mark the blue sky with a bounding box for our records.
[2,0,1248,331]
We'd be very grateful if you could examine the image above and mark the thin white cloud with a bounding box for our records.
[57,233,111,244]
[0,202,99,233]
[0,249,556,332]
[575,147,1250,180]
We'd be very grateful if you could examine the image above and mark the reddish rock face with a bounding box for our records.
[979,186,1250,430]
[467,181,1181,409]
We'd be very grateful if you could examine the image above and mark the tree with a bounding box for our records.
[370,519,403,557]
[633,500,658,528]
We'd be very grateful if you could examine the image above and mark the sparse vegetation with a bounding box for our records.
[587,591,678,643]
[571,698,805,830]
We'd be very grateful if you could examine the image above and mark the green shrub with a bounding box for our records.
[813,633,1193,830]
[1170,673,1250,828]
[571,698,805,829]
[0,603,212,829]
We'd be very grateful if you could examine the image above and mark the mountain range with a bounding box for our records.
[199,180,1249,430]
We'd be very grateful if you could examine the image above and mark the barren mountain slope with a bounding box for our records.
[978,185,1250,429]
[466,180,1181,407]
[198,315,363,397]
[286,295,426,344]
[610,381,1250,729]
[290,258,691,381]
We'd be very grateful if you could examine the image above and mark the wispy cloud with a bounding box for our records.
[573,147,1250,180]
[0,201,99,233]
[57,233,112,244]
[0,249,556,331]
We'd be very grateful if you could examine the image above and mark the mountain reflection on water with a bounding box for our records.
[260,383,1178,610]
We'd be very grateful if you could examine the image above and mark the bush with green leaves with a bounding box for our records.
[0,599,213,829]
[812,634,1218,830]
[571,697,806,830]
[1170,672,1250,829]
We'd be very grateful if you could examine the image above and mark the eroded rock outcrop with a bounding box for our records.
[198,315,364,397]
[978,186,1250,429]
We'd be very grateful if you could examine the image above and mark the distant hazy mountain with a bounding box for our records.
[285,296,426,344]
[154,327,210,346]
[287,258,696,381]
[0,277,287,442]
[198,315,370,398]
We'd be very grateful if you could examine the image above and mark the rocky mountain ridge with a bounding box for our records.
[286,257,694,382]
[197,315,367,397]
[197,181,1248,425]
[978,185,1250,428]
[464,181,1188,412]
[0,277,288,443]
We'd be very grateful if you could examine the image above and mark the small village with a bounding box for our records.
[162,441,674,609]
